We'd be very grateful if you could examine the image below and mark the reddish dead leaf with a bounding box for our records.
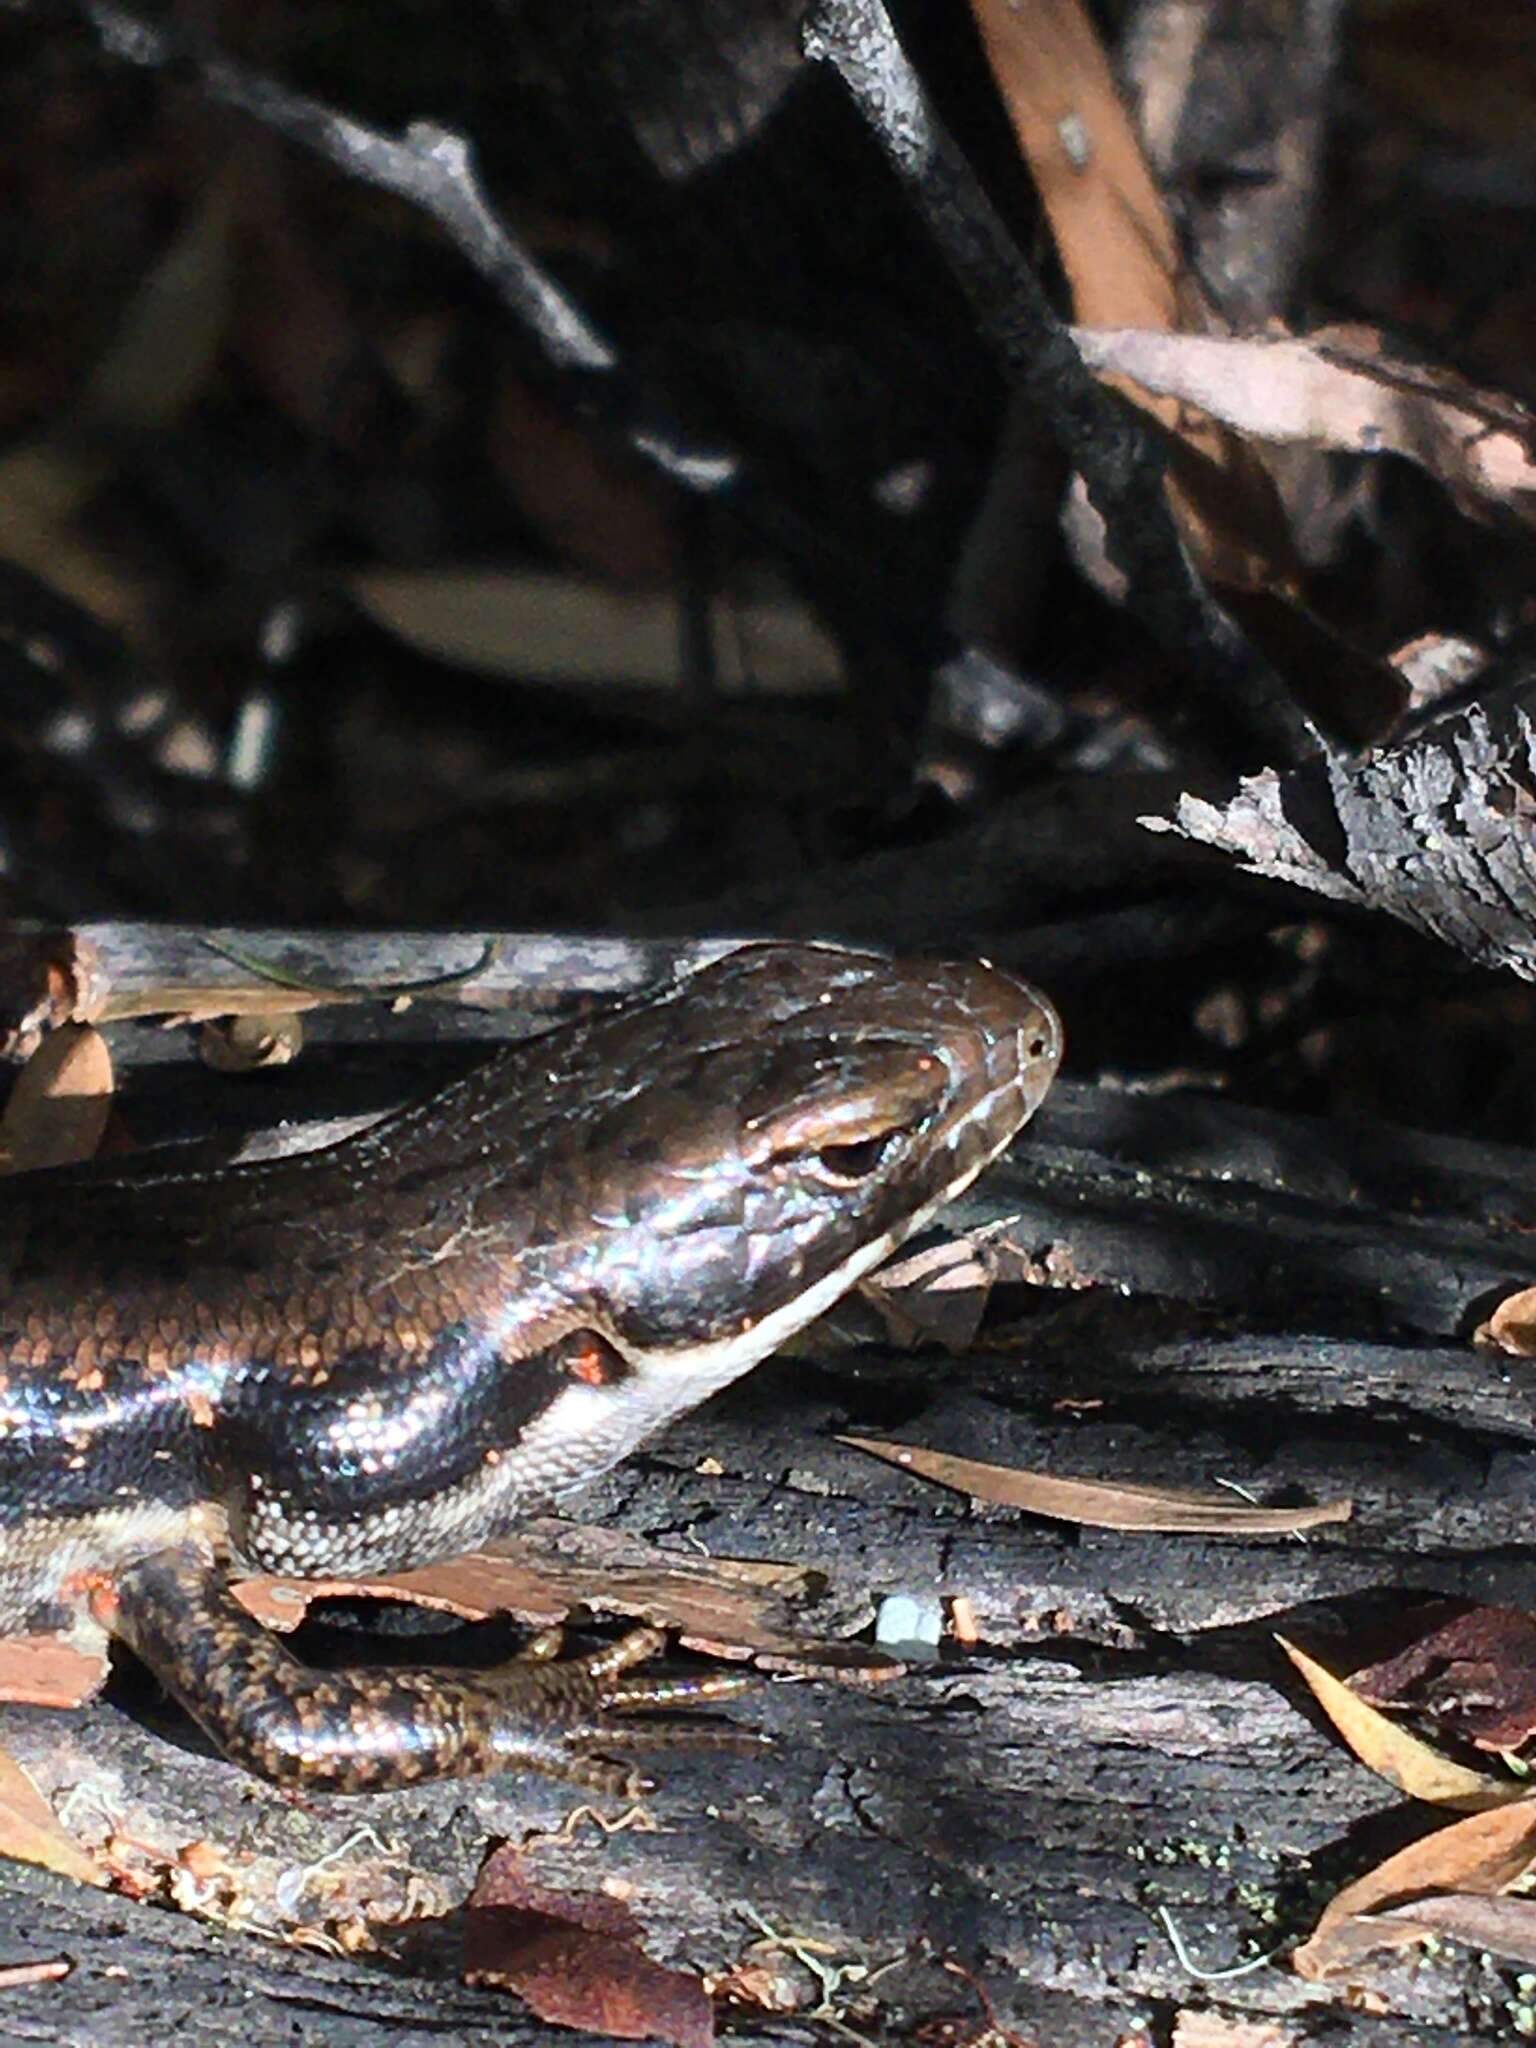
[711,1952,805,2017]
[1276,1635,1517,1811]
[0,1748,106,1889]
[0,1024,113,1174]
[0,1634,106,1710]
[236,1525,901,1682]
[465,1846,712,2048]
[841,1438,1350,1534]
[1292,1798,1536,1980]
[1353,1606,1536,1753]
[236,1553,592,1641]
[1375,1891,1536,1968]
[1476,1287,1536,1357]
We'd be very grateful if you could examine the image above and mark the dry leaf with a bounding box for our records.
[348,568,841,694]
[1145,690,1536,983]
[0,1635,107,1710]
[0,1025,113,1174]
[71,173,235,440]
[1353,1606,1536,1753]
[1276,1636,1517,1811]
[236,1522,901,1681]
[0,173,235,627]
[1171,2015,1294,2048]
[968,0,1185,329]
[1293,1798,1536,1979]
[1477,1287,1536,1356]
[967,0,1298,594]
[465,1847,713,2048]
[1376,1891,1536,1967]
[840,1437,1350,1533]
[1070,326,1536,528]
[0,1748,106,1889]
[490,374,677,587]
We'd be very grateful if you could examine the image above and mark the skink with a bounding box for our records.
[0,944,1060,1792]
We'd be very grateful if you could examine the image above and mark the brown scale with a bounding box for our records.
[0,944,1061,1792]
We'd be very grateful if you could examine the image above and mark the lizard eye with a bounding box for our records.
[809,1135,897,1184]
[741,1041,943,1177]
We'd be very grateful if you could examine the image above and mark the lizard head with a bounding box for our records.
[286,942,1063,1529]
[538,943,1061,1394]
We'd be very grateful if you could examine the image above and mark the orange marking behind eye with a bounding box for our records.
[567,1338,621,1387]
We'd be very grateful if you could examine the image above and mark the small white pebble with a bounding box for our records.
[875,1592,943,1658]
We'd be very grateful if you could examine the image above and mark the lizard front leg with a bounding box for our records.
[97,1547,757,1795]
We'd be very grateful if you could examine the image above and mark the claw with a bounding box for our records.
[577,1625,668,1682]
[519,1625,566,1663]
[601,1669,757,1713]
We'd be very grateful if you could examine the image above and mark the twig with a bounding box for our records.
[54,0,1054,749]
[802,0,1310,770]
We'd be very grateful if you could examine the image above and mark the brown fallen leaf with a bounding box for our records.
[490,373,678,589]
[1171,2014,1294,2048]
[0,1635,107,1711]
[465,1846,713,2048]
[1476,1287,1536,1357]
[0,1748,106,1889]
[1375,1891,1536,1968]
[968,0,1185,327]
[840,1438,1350,1534]
[966,0,1301,599]
[966,0,1417,753]
[348,567,841,694]
[236,1519,901,1682]
[1292,1798,1536,1980]
[1069,325,1536,530]
[0,1025,113,1175]
[1275,1636,1517,1811]
[1352,1605,1536,1754]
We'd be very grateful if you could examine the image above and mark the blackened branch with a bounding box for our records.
[803,0,1312,769]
